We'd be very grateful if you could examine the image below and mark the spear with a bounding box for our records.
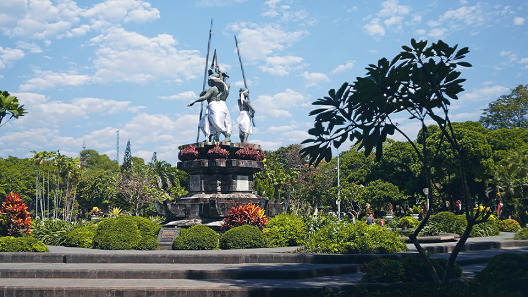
[234,35,255,127]
[197,19,213,143]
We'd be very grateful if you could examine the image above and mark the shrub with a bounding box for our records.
[426,212,466,235]
[264,214,307,247]
[31,219,83,246]
[172,225,218,250]
[499,219,521,232]
[470,215,500,237]
[387,217,401,229]
[219,225,267,249]
[361,254,462,283]
[399,216,419,229]
[474,253,528,295]
[0,236,49,252]
[361,258,404,283]
[303,214,339,237]
[302,221,407,254]
[64,225,98,248]
[514,228,528,240]
[0,192,32,236]
[92,216,161,250]
[222,203,269,230]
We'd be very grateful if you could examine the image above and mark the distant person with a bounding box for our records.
[366,214,375,225]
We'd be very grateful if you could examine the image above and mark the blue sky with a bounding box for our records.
[0,0,527,164]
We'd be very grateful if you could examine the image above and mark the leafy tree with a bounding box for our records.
[0,90,26,128]
[480,84,528,130]
[363,179,408,211]
[117,167,165,216]
[301,39,490,285]
[76,169,118,216]
[80,149,119,172]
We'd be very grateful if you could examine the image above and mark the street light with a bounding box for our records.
[336,151,341,220]
[423,187,429,212]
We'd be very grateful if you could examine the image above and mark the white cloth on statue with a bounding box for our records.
[199,101,232,137]
[237,93,252,135]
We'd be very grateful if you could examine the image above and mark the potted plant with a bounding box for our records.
[90,207,101,221]
[410,206,420,220]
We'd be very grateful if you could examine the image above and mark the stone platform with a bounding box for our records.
[155,142,283,227]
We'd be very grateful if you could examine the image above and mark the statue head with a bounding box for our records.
[239,88,248,95]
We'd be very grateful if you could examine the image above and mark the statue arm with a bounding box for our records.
[187,88,214,107]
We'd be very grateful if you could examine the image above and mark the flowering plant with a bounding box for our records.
[0,192,32,236]
[499,219,521,232]
[222,203,268,230]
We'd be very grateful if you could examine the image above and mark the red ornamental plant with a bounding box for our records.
[178,145,200,161]
[207,143,229,159]
[0,192,32,236]
[235,144,259,160]
[222,203,269,230]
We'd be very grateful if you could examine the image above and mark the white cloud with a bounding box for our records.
[427,28,448,39]
[514,17,525,25]
[253,89,307,118]
[330,60,355,75]
[266,124,298,133]
[159,91,197,101]
[16,41,42,54]
[90,28,203,84]
[195,0,249,7]
[384,16,404,29]
[0,46,25,68]
[301,71,329,87]
[229,22,307,62]
[20,70,91,91]
[363,18,385,37]
[281,130,309,142]
[378,0,410,18]
[262,0,281,18]
[459,85,509,102]
[259,55,303,76]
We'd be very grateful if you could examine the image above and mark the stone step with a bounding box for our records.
[0,263,364,280]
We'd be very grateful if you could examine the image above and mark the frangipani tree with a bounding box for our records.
[301,39,492,285]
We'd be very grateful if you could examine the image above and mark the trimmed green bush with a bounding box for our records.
[301,221,407,254]
[92,216,161,250]
[0,236,49,252]
[172,225,218,250]
[426,212,466,235]
[499,219,521,232]
[470,215,500,237]
[64,226,98,248]
[399,216,420,229]
[219,225,267,249]
[361,258,404,283]
[264,214,307,247]
[514,228,528,240]
[474,253,528,295]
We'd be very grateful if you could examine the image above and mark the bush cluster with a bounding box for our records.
[301,221,407,254]
[470,215,500,237]
[0,236,49,252]
[172,225,218,250]
[514,228,528,240]
[31,219,83,246]
[421,212,499,237]
[64,225,98,248]
[473,253,528,295]
[92,216,161,250]
[498,219,521,232]
[219,225,267,249]
[361,254,462,283]
[264,214,307,247]
[399,216,420,229]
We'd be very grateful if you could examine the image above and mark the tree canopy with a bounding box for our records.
[480,84,528,130]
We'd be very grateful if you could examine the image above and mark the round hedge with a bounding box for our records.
[399,216,420,229]
[474,253,528,294]
[499,219,521,232]
[92,216,161,250]
[172,225,218,250]
[64,225,98,248]
[264,214,307,247]
[0,236,49,252]
[219,225,267,250]
[427,212,466,235]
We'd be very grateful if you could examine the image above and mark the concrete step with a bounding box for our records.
[0,263,364,279]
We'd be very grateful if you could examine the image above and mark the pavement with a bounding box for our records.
[0,232,526,297]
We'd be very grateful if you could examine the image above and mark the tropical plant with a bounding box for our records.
[0,192,32,236]
[300,38,491,285]
[498,219,521,232]
[514,228,528,240]
[221,203,269,230]
[31,219,83,246]
[0,90,26,128]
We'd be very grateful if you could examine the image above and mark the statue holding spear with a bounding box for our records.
[235,35,255,143]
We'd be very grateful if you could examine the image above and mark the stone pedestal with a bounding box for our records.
[155,142,283,228]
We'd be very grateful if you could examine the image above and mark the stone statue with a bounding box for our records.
[188,66,232,142]
[237,88,255,143]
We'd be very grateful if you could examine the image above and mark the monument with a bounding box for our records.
[154,33,282,228]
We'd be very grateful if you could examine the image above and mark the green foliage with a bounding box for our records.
[0,90,27,128]
[514,228,528,240]
[303,214,339,237]
[474,253,528,295]
[361,258,404,283]
[362,180,408,211]
[64,225,98,248]
[480,84,528,130]
[76,169,118,215]
[399,216,419,229]
[172,225,218,250]
[92,216,160,250]
[499,219,521,232]
[263,214,307,247]
[470,215,500,237]
[31,219,83,246]
[0,236,49,252]
[219,225,267,250]
[301,221,407,254]
[80,149,119,172]
[424,212,466,235]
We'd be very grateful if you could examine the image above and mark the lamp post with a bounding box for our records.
[423,187,429,212]
[336,151,341,220]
